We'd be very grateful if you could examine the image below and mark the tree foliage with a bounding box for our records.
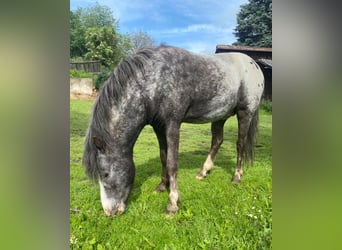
[84,27,118,67]
[233,0,272,47]
[129,31,156,52]
[84,27,132,67]
[81,4,117,29]
[70,3,133,68]
[70,9,86,58]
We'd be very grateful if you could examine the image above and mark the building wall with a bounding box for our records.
[258,64,272,101]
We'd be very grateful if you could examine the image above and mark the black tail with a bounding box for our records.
[242,108,259,165]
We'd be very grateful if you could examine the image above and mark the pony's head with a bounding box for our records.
[82,47,154,216]
[95,136,135,216]
[83,133,135,216]
[82,104,135,216]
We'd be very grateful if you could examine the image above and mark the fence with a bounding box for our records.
[70,60,101,73]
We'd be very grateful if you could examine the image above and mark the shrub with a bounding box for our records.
[70,69,93,78]
[94,70,111,90]
[260,101,272,113]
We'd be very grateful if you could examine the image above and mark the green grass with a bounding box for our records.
[260,101,272,114]
[70,69,94,78]
[70,100,272,249]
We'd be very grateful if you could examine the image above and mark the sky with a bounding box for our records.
[70,0,249,54]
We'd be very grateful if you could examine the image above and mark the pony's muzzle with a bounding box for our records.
[103,208,113,217]
[99,180,126,216]
[103,203,126,217]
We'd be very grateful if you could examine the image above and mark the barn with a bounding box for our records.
[215,45,272,101]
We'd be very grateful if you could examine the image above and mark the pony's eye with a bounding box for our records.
[103,173,109,178]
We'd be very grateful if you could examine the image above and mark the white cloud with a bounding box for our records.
[82,0,248,28]
[161,24,220,34]
[70,0,249,53]
[99,0,160,23]
[183,41,216,54]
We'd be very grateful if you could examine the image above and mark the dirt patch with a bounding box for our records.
[70,90,98,100]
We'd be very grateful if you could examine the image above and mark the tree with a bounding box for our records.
[70,3,132,66]
[129,31,156,52]
[84,27,132,67]
[70,8,86,58]
[233,0,272,47]
[84,27,118,67]
[82,4,117,29]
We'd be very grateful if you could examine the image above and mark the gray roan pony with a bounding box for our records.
[83,45,264,216]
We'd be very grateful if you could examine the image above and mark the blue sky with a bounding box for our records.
[70,0,248,54]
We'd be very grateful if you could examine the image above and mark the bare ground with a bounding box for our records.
[70,90,98,100]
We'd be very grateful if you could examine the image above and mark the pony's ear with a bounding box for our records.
[93,136,105,151]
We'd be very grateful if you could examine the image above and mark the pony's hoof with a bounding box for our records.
[165,212,175,218]
[153,183,167,193]
[196,173,206,180]
[153,188,164,194]
[196,170,210,180]
[166,205,179,215]
[231,174,241,184]
[166,199,180,214]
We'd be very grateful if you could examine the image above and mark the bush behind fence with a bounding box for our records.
[70,61,101,73]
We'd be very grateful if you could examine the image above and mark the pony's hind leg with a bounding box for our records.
[153,126,169,193]
[197,120,226,180]
[232,109,258,183]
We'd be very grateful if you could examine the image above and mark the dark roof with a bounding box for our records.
[216,45,272,53]
[215,44,272,63]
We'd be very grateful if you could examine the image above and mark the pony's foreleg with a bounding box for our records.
[153,126,169,193]
[196,120,225,180]
[165,122,181,214]
[232,110,251,183]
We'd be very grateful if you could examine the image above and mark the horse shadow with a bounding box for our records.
[128,149,237,206]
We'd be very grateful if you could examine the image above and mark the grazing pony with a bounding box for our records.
[82,45,264,216]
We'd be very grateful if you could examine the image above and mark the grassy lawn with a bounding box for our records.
[70,99,272,249]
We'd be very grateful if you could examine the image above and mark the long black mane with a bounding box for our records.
[82,47,155,179]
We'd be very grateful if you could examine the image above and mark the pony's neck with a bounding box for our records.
[109,94,146,155]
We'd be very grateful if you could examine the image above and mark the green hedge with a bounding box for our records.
[94,70,111,90]
[69,69,94,78]
[70,69,113,91]
[260,101,272,113]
